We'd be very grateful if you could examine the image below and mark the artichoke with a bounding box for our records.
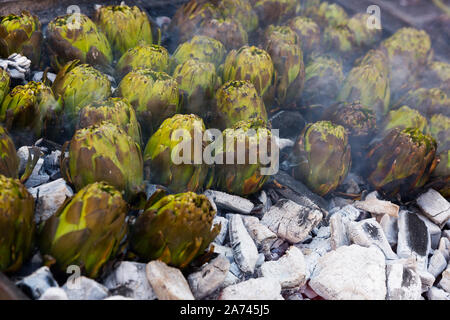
[170,35,226,71]
[0,125,19,179]
[212,80,268,130]
[214,119,275,196]
[321,102,376,161]
[291,121,351,196]
[223,46,275,102]
[322,25,356,61]
[380,28,433,98]
[52,60,112,118]
[380,106,428,135]
[60,122,144,201]
[338,64,391,121]
[355,49,390,78]
[1,81,58,145]
[46,14,113,72]
[0,11,42,67]
[130,190,220,268]
[39,182,127,278]
[252,0,298,27]
[0,67,10,105]
[365,128,438,195]
[287,16,321,60]
[306,2,348,28]
[418,61,450,94]
[263,25,305,108]
[198,18,248,50]
[0,174,35,272]
[143,114,213,193]
[169,0,221,44]
[300,54,344,119]
[76,98,142,146]
[173,59,219,119]
[115,69,180,140]
[427,114,450,197]
[116,44,169,80]
[95,4,153,58]
[347,13,382,49]
[395,87,449,118]
[218,0,258,32]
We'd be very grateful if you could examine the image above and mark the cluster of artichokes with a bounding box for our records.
[0,0,449,283]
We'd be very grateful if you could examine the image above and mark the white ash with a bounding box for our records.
[188,255,230,300]
[261,199,323,243]
[102,261,156,300]
[39,287,68,300]
[16,266,59,300]
[104,295,132,300]
[416,189,450,227]
[212,216,229,245]
[219,277,283,300]
[146,261,194,300]
[228,214,259,274]
[62,276,109,300]
[204,190,254,214]
[309,245,387,300]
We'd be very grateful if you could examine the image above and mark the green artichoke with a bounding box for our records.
[291,121,351,196]
[253,0,298,27]
[355,49,390,78]
[169,0,221,43]
[214,119,275,196]
[395,87,449,118]
[0,174,35,272]
[218,0,258,32]
[380,28,433,98]
[306,2,348,28]
[1,81,58,145]
[60,122,144,201]
[0,67,10,106]
[223,46,275,103]
[76,98,142,146]
[0,11,42,67]
[212,80,268,130]
[116,44,169,80]
[115,69,180,140]
[0,125,19,179]
[300,54,344,118]
[287,16,321,60]
[380,106,428,135]
[322,25,356,60]
[338,64,391,121]
[46,14,113,72]
[365,128,438,195]
[263,25,305,108]
[198,18,248,50]
[347,13,382,49]
[143,114,213,193]
[39,182,127,278]
[173,59,219,119]
[95,4,153,58]
[52,60,112,117]
[321,102,376,161]
[170,35,226,71]
[427,114,450,152]
[418,61,450,94]
[427,114,449,197]
[130,190,220,268]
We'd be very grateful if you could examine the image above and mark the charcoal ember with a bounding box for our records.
[227,214,259,274]
[428,250,447,278]
[23,158,49,188]
[329,213,350,250]
[242,215,277,257]
[212,216,229,245]
[427,287,450,300]
[386,263,422,300]
[309,245,387,300]
[31,71,56,83]
[146,261,194,300]
[380,214,398,247]
[39,287,68,300]
[16,266,58,300]
[211,244,234,264]
[219,277,283,300]
[42,150,61,180]
[269,239,291,261]
[439,266,450,293]
[416,189,450,227]
[103,295,132,300]
[62,276,109,300]
[102,262,156,300]
[297,237,332,280]
[438,237,450,261]
[269,110,307,139]
[416,213,442,250]
[397,210,431,271]
[262,199,323,244]
[204,190,254,215]
[354,197,400,218]
[17,146,30,175]
[347,218,398,260]
[187,255,230,300]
